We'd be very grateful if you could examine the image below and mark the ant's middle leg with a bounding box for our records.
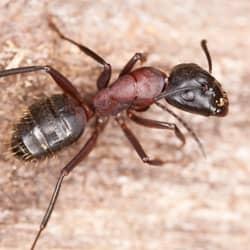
[119,52,147,77]
[30,118,107,250]
[49,20,111,90]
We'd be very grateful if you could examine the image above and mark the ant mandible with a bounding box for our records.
[0,20,228,249]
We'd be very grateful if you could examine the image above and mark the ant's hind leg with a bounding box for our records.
[119,52,147,77]
[48,19,111,90]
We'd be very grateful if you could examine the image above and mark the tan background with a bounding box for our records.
[0,1,250,250]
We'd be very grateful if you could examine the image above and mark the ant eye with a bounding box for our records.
[181,90,195,101]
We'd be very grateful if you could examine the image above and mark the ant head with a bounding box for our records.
[156,40,228,117]
[165,63,228,116]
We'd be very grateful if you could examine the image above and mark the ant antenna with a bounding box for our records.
[154,86,201,102]
[155,101,206,158]
[201,40,212,74]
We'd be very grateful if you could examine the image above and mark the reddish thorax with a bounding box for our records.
[93,67,166,116]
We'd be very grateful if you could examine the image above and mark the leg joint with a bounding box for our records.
[44,65,53,72]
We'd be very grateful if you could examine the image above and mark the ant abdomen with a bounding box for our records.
[11,94,87,161]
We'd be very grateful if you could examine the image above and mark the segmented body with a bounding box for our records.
[93,67,166,116]
[11,94,87,161]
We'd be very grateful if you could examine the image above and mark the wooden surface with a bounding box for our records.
[0,1,249,250]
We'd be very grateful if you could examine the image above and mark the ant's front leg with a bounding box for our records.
[155,101,206,158]
[116,116,164,166]
[119,52,147,77]
[127,110,186,148]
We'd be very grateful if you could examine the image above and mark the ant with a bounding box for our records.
[0,20,228,249]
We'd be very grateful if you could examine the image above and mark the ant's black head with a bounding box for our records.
[159,40,228,117]
[165,63,228,116]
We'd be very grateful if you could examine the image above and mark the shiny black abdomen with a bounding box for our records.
[11,94,87,161]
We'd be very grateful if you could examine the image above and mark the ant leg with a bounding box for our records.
[30,119,106,250]
[132,105,150,112]
[115,116,164,166]
[49,20,111,90]
[127,110,185,148]
[119,52,147,77]
[0,66,87,108]
[155,101,206,158]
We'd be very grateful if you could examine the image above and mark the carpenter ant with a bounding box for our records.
[0,20,228,250]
